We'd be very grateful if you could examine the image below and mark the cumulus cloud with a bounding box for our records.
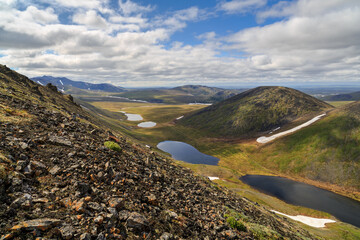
[218,0,267,14]
[1,0,359,87]
[73,10,107,29]
[118,0,154,16]
[226,0,360,80]
[54,0,102,9]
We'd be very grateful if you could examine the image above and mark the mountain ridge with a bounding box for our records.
[31,75,126,93]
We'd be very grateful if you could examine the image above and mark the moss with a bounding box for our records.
[104,141,122,152]
[226,216,247,232]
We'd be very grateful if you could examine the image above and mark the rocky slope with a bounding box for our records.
[180,86,333,137]
[0,65,315,239]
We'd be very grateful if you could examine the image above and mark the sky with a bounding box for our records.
[0,0,359,87]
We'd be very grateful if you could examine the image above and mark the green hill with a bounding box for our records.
[180,86,333,137]
[255,101,360,191]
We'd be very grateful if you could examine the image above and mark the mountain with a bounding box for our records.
[31,75,126,93]
[0,66,314,239]
[180,86,333,137]
[115,85,244,104]
[172,85,242,102]
[323,91,360,101]
[254,101,360,191]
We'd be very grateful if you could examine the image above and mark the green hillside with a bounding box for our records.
[180,86,333,137]
[255,101,360,191]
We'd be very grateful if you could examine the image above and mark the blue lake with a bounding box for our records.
[157,141,219,165]
[240,175,360,228]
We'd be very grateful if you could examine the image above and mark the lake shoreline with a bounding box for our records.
[237,171,360,203]
[240,175,360,228]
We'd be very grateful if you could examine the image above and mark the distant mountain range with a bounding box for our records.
[179,86,333,137]
[323,91,360,101]
[115,85,244,104]
[31,76,126,93]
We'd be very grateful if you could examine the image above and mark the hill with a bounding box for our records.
[323,91,360,101]
[254,101,360,191]
[0,66,314,239]
[114,85,243,104]
[31,75,126,93]
[180,86,333,137]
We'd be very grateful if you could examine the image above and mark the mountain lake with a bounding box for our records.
[240,175,360,228]
[157,141,219,165]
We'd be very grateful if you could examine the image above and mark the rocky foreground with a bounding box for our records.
[0,65,314,239]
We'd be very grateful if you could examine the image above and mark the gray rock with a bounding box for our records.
[96,232,106,240]
[160,232,174,240]
[48,135,72,146]
[80,233,91,240]
[60,225,75,240]
[75,182,91,196]
[19,142,28,149]
[10,193,32,209]
[126,212,149,231]
[118,210,131,221]
[49,165,61,175]
[88,202,103,212]
[16,160,28,171]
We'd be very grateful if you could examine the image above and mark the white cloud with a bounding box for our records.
[219,0,267,14]
[21,6,58,24]
[54,0,102,9]
[73,10,107,29]
[118,0,154,16]
[156,7,204,33]
[1,0,360,87]
[257,0,360,22]
[226,0,360,80]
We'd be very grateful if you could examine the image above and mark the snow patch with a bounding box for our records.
[188,103,212,105]
[208,177,219,181]
[59,80,64,85]
[257,114,326,144]
[37,81,44,86]
[176,116,184,120]
[271,210,336,228]
[137,122,156,128]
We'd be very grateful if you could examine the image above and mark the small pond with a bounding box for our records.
[120,111,143,121]
[240,175,360,228]
[138,122,157,128]
[157,141,219,165]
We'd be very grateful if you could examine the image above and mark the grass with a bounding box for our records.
[88,99,360,239]
[326,101,355,108]
[90,101,205,125]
